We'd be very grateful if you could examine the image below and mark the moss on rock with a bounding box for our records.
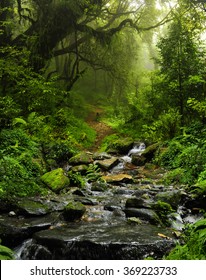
[63,201,86,221]
[41,168,70,193]
[69,152,93,166]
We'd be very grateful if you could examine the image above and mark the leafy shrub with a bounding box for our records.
[68,171,85,188]
[0,128,39,157]
[163,168,187,185]
[142,109,181,142]
[190,180,206,196]
[166,219,206,260]
[0,156,46,198]
[0,96,21,128]
[100,134,123,152]
[156,140,183,169]
[86,164,103,182]
[0,128,46,198]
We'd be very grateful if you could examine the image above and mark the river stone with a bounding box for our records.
[155,190,182,209]
[102,174,133,184]
[131,154,147,166]
[95,157,119,171]
[141,143,159,161]
[106,138,134,154]
[41,168,70,193]
[0,213,58,247]
[62,201,86,221]
[125,198,151,209]
[16,199,50,216]
[124,208,161,225]
[71,165,88,174]
[93,152,111,160]
[24,223,175,260]
[69,152,93,166]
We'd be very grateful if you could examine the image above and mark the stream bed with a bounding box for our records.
[0,143,203,259]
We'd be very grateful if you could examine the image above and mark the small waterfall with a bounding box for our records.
[14,239,33,260]
[128,142,146,156]
[112,143,146,171]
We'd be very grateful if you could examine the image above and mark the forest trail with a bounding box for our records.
[86,107,114,151]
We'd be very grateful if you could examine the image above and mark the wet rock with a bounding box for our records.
[155,190,182,209]
[102,174,133,184]
[41,168,70,193]
[72,189,86,196]
[9,211,16,217]
[21,223,175,260]
[167,213,184,231]
[131,154,147,166]
[91,182,108,192]
[71,165,88,174]
[16,199,50,216]
[95,157,119,171]
[93,152,111,160]
[104,203,122,212]
[127,217,142,225]
[69,152,93,166]
[125,198,151,209]
[141,143,159,162]
[124,208,161,225]
[0,213,58,247]
[106,138,134,154]
[74,197,97,206]
[62,201,86,221]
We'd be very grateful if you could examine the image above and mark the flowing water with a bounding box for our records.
[10,143,203,259]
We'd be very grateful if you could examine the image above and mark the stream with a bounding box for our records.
[0,143,203,260]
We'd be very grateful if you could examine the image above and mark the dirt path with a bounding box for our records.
[86,108,114,151]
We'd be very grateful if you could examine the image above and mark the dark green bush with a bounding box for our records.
[166,219,206,259]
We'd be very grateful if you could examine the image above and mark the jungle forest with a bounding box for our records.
[1,0,206,260]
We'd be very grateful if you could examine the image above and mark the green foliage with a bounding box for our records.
[100,134,120,151]
[0,156,46,198]
[156,141,183,169]
[163,168,188,185]
[187,97,206,122]
[0,245,14,260]
[191,180,206,196]
[68,171,85,187]
[142,109,181,142]
[166,219,206,259]
[86,164,103,183]
[0,96,21,128]
[155,121,206,185]
[0,128,47,198]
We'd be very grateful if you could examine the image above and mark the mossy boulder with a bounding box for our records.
[69,152,93,166]
[0,245,14,260]
[41,168,70,193]
[63,201,86,221]
[107,137,134,154]
[141,143,159,162]
[155,190,182,209]
[96,157,119,171]
[131,154,147,166]
[16,199,50,216]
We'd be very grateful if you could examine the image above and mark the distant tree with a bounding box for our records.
[155,8,206,125]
